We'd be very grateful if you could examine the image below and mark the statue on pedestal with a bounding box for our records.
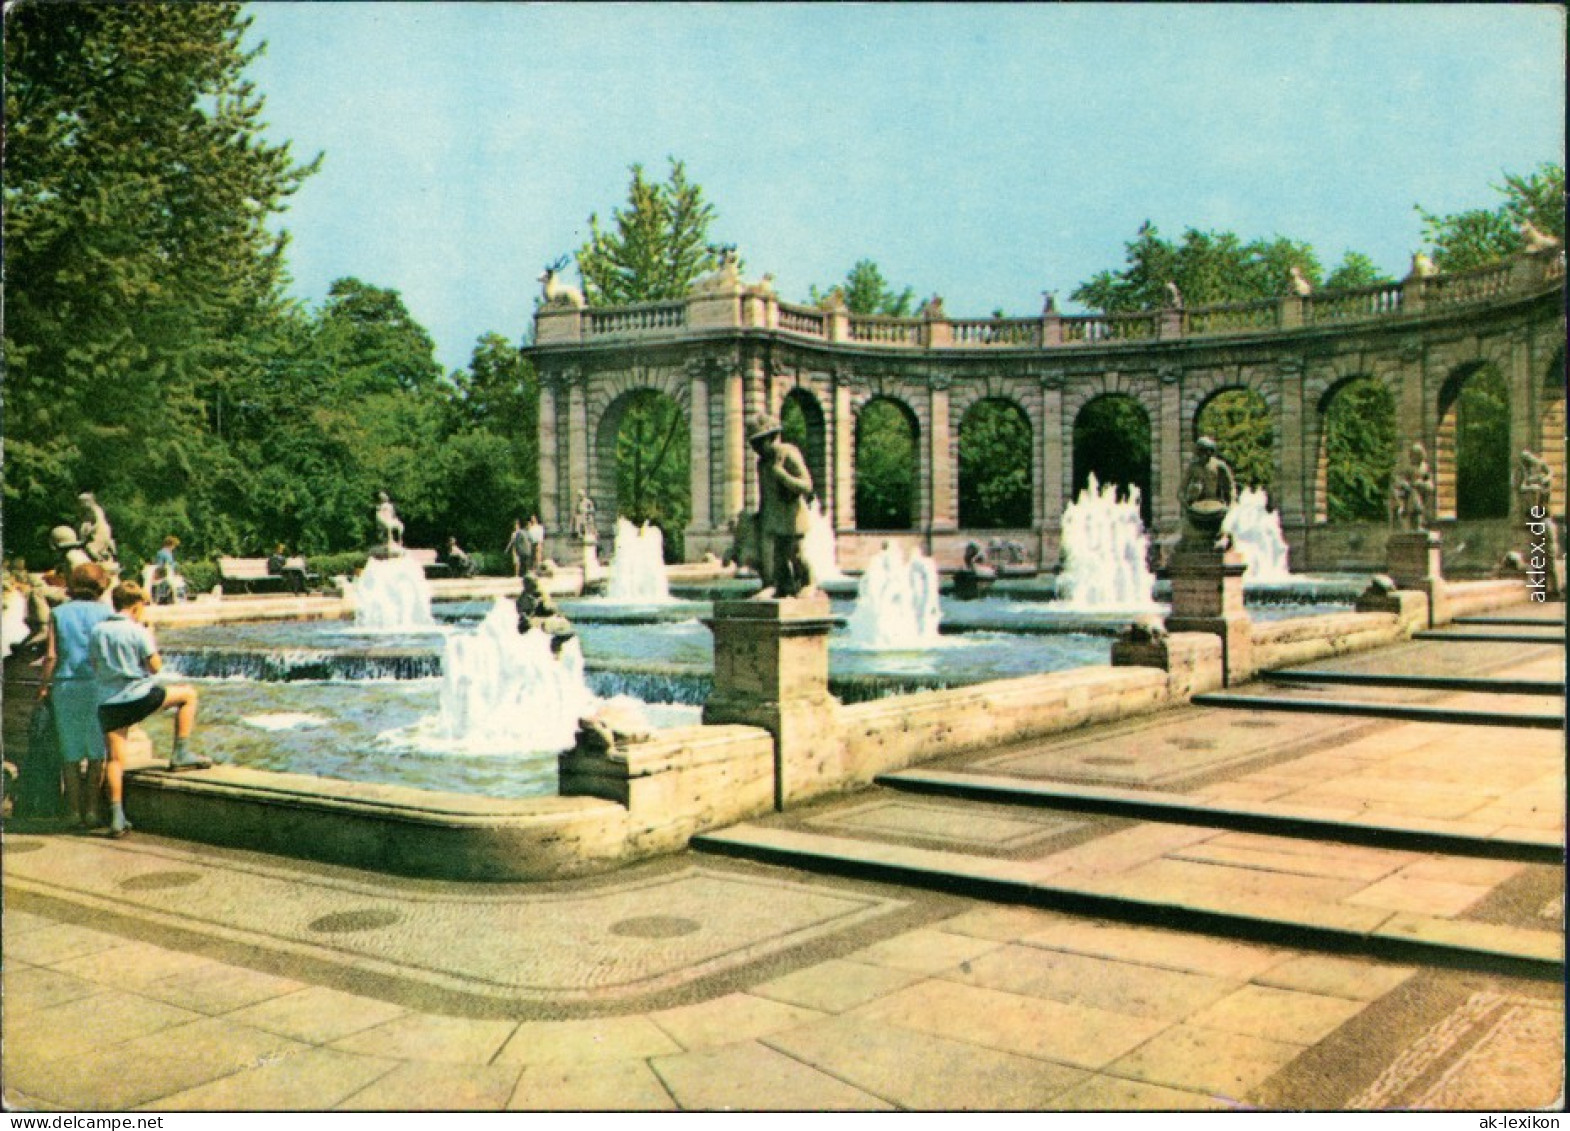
[1388,443,1434,533]
[374,492,405,553]
[1179,437,1237,551]
[1517,450,1554,515]
[573,490,598,545]
[747,412,815,599]
[76,492,118,567]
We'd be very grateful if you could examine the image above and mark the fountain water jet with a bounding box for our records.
[844,542,942,648]
[605,518,672,603]
[349,555,435,630]
[1055,475,1159,611]
[802,500,846,583]
[1222,487,1293,583]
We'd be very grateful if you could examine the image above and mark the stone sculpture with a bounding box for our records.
[76,492,117,566]
[538,255,585,308]
[374,492,405,551]
[573,490,598,544]
[1179,437,1237,550]
[747,412,815,599]
[1388,443,1434,532]
[1517,449,1554,514]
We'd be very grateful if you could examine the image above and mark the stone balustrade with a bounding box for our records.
[533,248,1564,350]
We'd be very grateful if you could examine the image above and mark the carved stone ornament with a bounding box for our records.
[1158,364,1181,386]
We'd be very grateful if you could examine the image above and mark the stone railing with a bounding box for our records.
[1306,281,1405,323]
[1184,299,1281,336]
[848,313,923,345]
[1421,260,1515,309]
[950,317,1041,347]
[533,250,1563,349]
[776,301,827,337]
[585,301,687,337]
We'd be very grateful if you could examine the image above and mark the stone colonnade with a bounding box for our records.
[527,253,1566,572]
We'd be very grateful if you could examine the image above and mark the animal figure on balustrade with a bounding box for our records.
[538,255,585,308]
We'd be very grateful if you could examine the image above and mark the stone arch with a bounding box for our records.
[1071,393,1152,525]
[780,386,828,500]
[594,386,691,555]
[1312,374,1397,523]
[1542,348,1565,519]
[1192,385,1277,493]
[854,394,921,530]
[1436,361,1511,520]
[958,396,1033,528]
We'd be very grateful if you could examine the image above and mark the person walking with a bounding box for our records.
[527,514,546,572]
[90,580,209,838]
[37,564,113,826]
[506,520,529,578]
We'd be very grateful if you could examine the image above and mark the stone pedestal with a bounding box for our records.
[703,594,841,809]
[1386,531,1447,626]
[1165,547,1253,686]
[1111,631,1225,698]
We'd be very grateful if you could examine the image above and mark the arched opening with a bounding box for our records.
[1072,394,1151,524]
[1315,377,1397,522]
[595,388,690,561]
[959,397,1033,528]
[855,396,920,530]
[1542,350,1565,518]
[1437,363,1510,520]
[1195,387,1275,493]
[781,388,827,499]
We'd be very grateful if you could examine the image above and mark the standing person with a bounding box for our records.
[527,514,546,571]
[37,564,113,826]
[91,581,209,838]
[506,519,529,578]
[151,536,182,605]
[446,536,475,578]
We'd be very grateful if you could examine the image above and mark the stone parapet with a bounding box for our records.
[1250,611,1406,671]
[1111,631,1224,698]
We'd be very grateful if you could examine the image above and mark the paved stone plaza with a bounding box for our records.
[3,606,1563,1111]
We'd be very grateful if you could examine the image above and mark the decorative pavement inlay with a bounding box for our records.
[3,835,907,1006]
[1348,992,1565,1110]
[804,798,1085,852]
[977,707,1376,789]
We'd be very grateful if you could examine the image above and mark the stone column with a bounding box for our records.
[1508,332,1533,520]
[1275,360,1307,528]
[834,378,857,531]
[1155,374,1183,535]
[686,361,713,546]
[703,595,841,809]
[928,378,956,532]
[1165,546,1253,686]
[1038,378,1064,562]
[722,365,746,527]
[537,378,560,534]
[568,375,592,539]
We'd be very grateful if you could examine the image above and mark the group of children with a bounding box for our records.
[39,563,208,838]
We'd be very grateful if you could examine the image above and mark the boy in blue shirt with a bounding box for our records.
[90,580,209,837]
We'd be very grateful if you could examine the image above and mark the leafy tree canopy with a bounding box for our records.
[1072,223,1325,314]
[575,159,729,305]
[1417,163,1566,273]
[811,260,917,316]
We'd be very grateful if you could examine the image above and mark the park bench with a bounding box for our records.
[217,556,321,596]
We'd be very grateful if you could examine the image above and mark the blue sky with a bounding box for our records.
[243,3,1565,372]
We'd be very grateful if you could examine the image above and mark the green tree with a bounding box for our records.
[1072,396,1152,523]
[1453,367,1511,520]
[613,391,689,560]
[1323,251,1395,291]
[1073,222,1323,314]
[4,1,318,560]
[1322,379,1397,522]
[958,400,1033,528]
[1196,389,1275,493]
[440,333,541,554]
[810,260,916,316]
[575,159,728,305]
[855,400,919,529]
[1417,163,1566,273]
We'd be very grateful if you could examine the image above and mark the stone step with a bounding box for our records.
[874,770,1563,862]
[1263,669,1564,697]
[1453,615,1566,627]
[1412,630,1565,645]
[692,824,1563,979]
[1189,693,1563,729]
